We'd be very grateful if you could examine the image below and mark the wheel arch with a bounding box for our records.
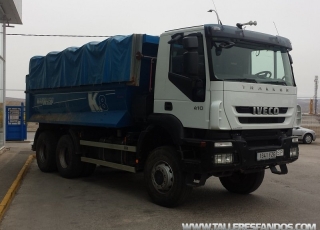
[303,132,313,138]
[147,113,184,145]
[33,124,75,151]
[137,114,185,168]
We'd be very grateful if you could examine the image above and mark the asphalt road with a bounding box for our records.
[0,142,319,230]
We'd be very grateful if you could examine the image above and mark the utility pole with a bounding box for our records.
[315,76,318,115]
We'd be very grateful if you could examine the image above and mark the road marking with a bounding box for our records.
[0,154,35,221]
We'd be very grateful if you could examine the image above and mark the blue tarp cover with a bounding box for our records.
[28,34,159,89]
[26,34,160,128]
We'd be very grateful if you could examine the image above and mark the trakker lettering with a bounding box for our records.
[253,107,279,115]
[242,85,289,93]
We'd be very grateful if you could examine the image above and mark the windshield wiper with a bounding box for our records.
[224,78,257,83]
[212,40,235,56]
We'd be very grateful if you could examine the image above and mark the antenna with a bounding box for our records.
[208,0,222,25]
[208,9,222,25]
[211,0,218,12]
[273,22,280,35]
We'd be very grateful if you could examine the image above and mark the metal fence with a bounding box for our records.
[301,114,320,135]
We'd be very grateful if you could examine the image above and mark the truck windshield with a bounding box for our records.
[210,40,294,86]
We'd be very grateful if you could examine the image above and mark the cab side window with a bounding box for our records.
[168,34,205,102]
[170,44,184,75]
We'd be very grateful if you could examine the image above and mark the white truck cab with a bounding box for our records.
[146,24,299,205]
[154,24,297,131]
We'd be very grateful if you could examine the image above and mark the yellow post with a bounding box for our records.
[309,99,314,114]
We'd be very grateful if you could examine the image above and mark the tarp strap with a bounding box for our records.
[130,34,143,86]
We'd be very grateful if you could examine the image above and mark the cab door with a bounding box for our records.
[153,31,210,129]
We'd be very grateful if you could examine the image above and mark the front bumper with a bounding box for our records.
[182,136,299,175]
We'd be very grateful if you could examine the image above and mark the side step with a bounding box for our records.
[80,140,136,152]
[81,157,136,173]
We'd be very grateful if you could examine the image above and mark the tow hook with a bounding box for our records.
[270,164,288,175]
[185,173,207,187]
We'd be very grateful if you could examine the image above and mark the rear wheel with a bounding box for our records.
[56,135,84,178]
[36,131,58,172]
[144,146,192,207]
[303,134,313,144]
[219,170,265,194]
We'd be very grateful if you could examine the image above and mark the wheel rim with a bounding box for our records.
[39,145,47,163]
[58,147,69,169]
[151,161,174,193]
[305,135,312,144]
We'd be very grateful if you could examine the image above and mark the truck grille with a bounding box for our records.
[236,106,287,124]
[236,107,288,114]
[240,129,288,147]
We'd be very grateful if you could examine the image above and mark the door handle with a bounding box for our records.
[164,102,173,111]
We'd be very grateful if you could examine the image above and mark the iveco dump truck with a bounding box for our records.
[26,23,300,207]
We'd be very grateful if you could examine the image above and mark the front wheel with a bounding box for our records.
[144,146,192,207]
[219,170,265,194]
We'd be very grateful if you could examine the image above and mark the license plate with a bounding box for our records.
[257,150,279,161]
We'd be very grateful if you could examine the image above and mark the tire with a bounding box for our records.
[81,163,96,177]
[303,134,313,144]
[56,135,84,178]
[219,170,265,194]
[144,146,192,207]
[36,131,58,172]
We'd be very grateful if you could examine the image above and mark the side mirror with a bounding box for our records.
[183,37,198,50]
[182,36,199,76]
[289,53,293,64]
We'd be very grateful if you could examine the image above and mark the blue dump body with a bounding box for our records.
[26,34,159,128]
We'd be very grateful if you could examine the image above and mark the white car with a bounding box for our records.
[292,127,317,144]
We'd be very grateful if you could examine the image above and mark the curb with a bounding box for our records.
[6,141,33,143]
[0,154,35,222]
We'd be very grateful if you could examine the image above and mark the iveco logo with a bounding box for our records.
[253,107,279,115]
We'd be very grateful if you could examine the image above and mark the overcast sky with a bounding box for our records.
[6,0,320,98]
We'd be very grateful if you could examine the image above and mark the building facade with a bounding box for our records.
[0,0,22,149]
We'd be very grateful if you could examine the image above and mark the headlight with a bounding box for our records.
[214,153,234,164]
[290,147,299,157]
[292,137,299,143]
